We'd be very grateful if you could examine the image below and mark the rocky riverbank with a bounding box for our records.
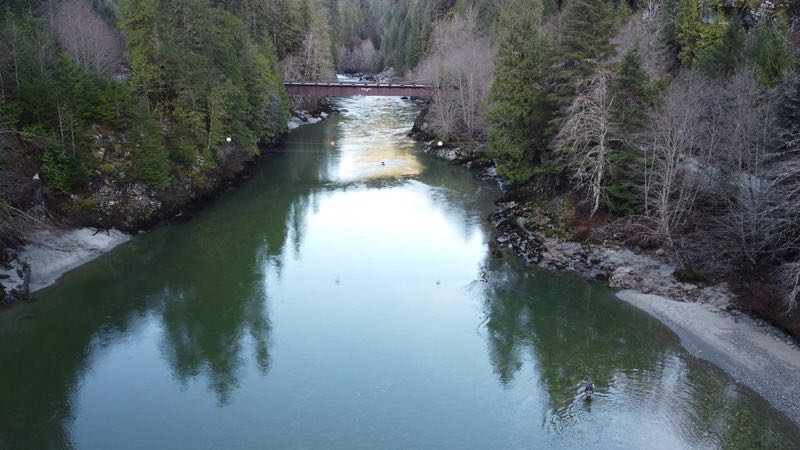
[489,197,798,338]
[418,139,500,183]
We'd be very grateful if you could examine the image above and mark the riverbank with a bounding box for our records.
[0,108,334,302]
[618,290,800,426]
[486,179,800,426]
[0,227,131,299]
[490,185,800,428]
[413,121,800,426]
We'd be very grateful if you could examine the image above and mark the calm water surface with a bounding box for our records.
[1,95,799,449]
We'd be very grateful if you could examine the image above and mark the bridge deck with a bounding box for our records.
[284,82,432,97]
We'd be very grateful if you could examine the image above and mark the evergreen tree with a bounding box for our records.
[243,40,289,143]
[612,49,653,132]
[486,0,553,183]
[268,0,306,59]
[130,102,170,188]
[324,0,342,66]
[752,17,794,85]
[606,50,653,213]
[697,17,745,78]
[56,53,104,124]
[548,0,621,119]
[673,0,725,67]
[41,147,81,195]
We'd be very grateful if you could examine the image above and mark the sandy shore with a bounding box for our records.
[617,289,800,426]
[0,228,131,296]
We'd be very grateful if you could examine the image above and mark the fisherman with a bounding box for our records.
[584,383,594,401]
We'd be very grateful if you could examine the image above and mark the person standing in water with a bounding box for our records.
[584,383,594,401]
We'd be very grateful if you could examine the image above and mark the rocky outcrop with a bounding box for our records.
[287,109,332,130]
[419,140,499,183]
[89,182,162,228]
[0,250,30,302]
[488,201,544,265]
[535,237,732,306]
[410,107,435,141]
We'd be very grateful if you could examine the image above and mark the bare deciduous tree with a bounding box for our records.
[339,39,376,73]
[640,71,714,247]
[414,8,496,140]
[300,29,335,81]
[781,262,800,313]
[55,0,123,75]
[554,67,619,217]
[769,89,800,312]
[614,0,669,78]
[279,7,336,111]
[704,70,780,268]
[0,125,56,250]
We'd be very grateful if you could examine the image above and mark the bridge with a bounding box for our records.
[284,81,432,97]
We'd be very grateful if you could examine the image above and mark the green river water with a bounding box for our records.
[1,95,799,449]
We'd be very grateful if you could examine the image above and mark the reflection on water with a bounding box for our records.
[480,267,795,448]
[0,95,798,449]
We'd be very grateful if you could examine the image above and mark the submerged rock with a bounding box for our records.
[0,250,30,302]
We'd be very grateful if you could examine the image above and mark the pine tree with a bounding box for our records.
[673,0,725,67]
[753,17,794,85]
[697,17,745,78]
[56,53,103,124]
[324,0,341,66]
[130,102,170,188]
[612,49,653,132]
[486,0,553,183]
[605,48,652,213]
[548,0,621,120]
[41,147,78,195]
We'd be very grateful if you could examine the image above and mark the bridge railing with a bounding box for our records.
[284,81,432,88]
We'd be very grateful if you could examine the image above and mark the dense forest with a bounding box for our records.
[2,0,800,334]
[0,0,349,243]
[397,0,800,332]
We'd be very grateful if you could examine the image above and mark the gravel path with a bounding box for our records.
[617,289,800,427]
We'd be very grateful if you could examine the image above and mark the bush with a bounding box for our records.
[41,147,82,195]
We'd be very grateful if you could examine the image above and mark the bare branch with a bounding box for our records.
[414,8,495,140]
[55,0,124,76]
[553,66,619,217]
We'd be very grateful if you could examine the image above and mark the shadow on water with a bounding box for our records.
[0,123,340,447]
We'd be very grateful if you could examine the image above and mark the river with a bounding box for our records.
[1,95,799,449]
